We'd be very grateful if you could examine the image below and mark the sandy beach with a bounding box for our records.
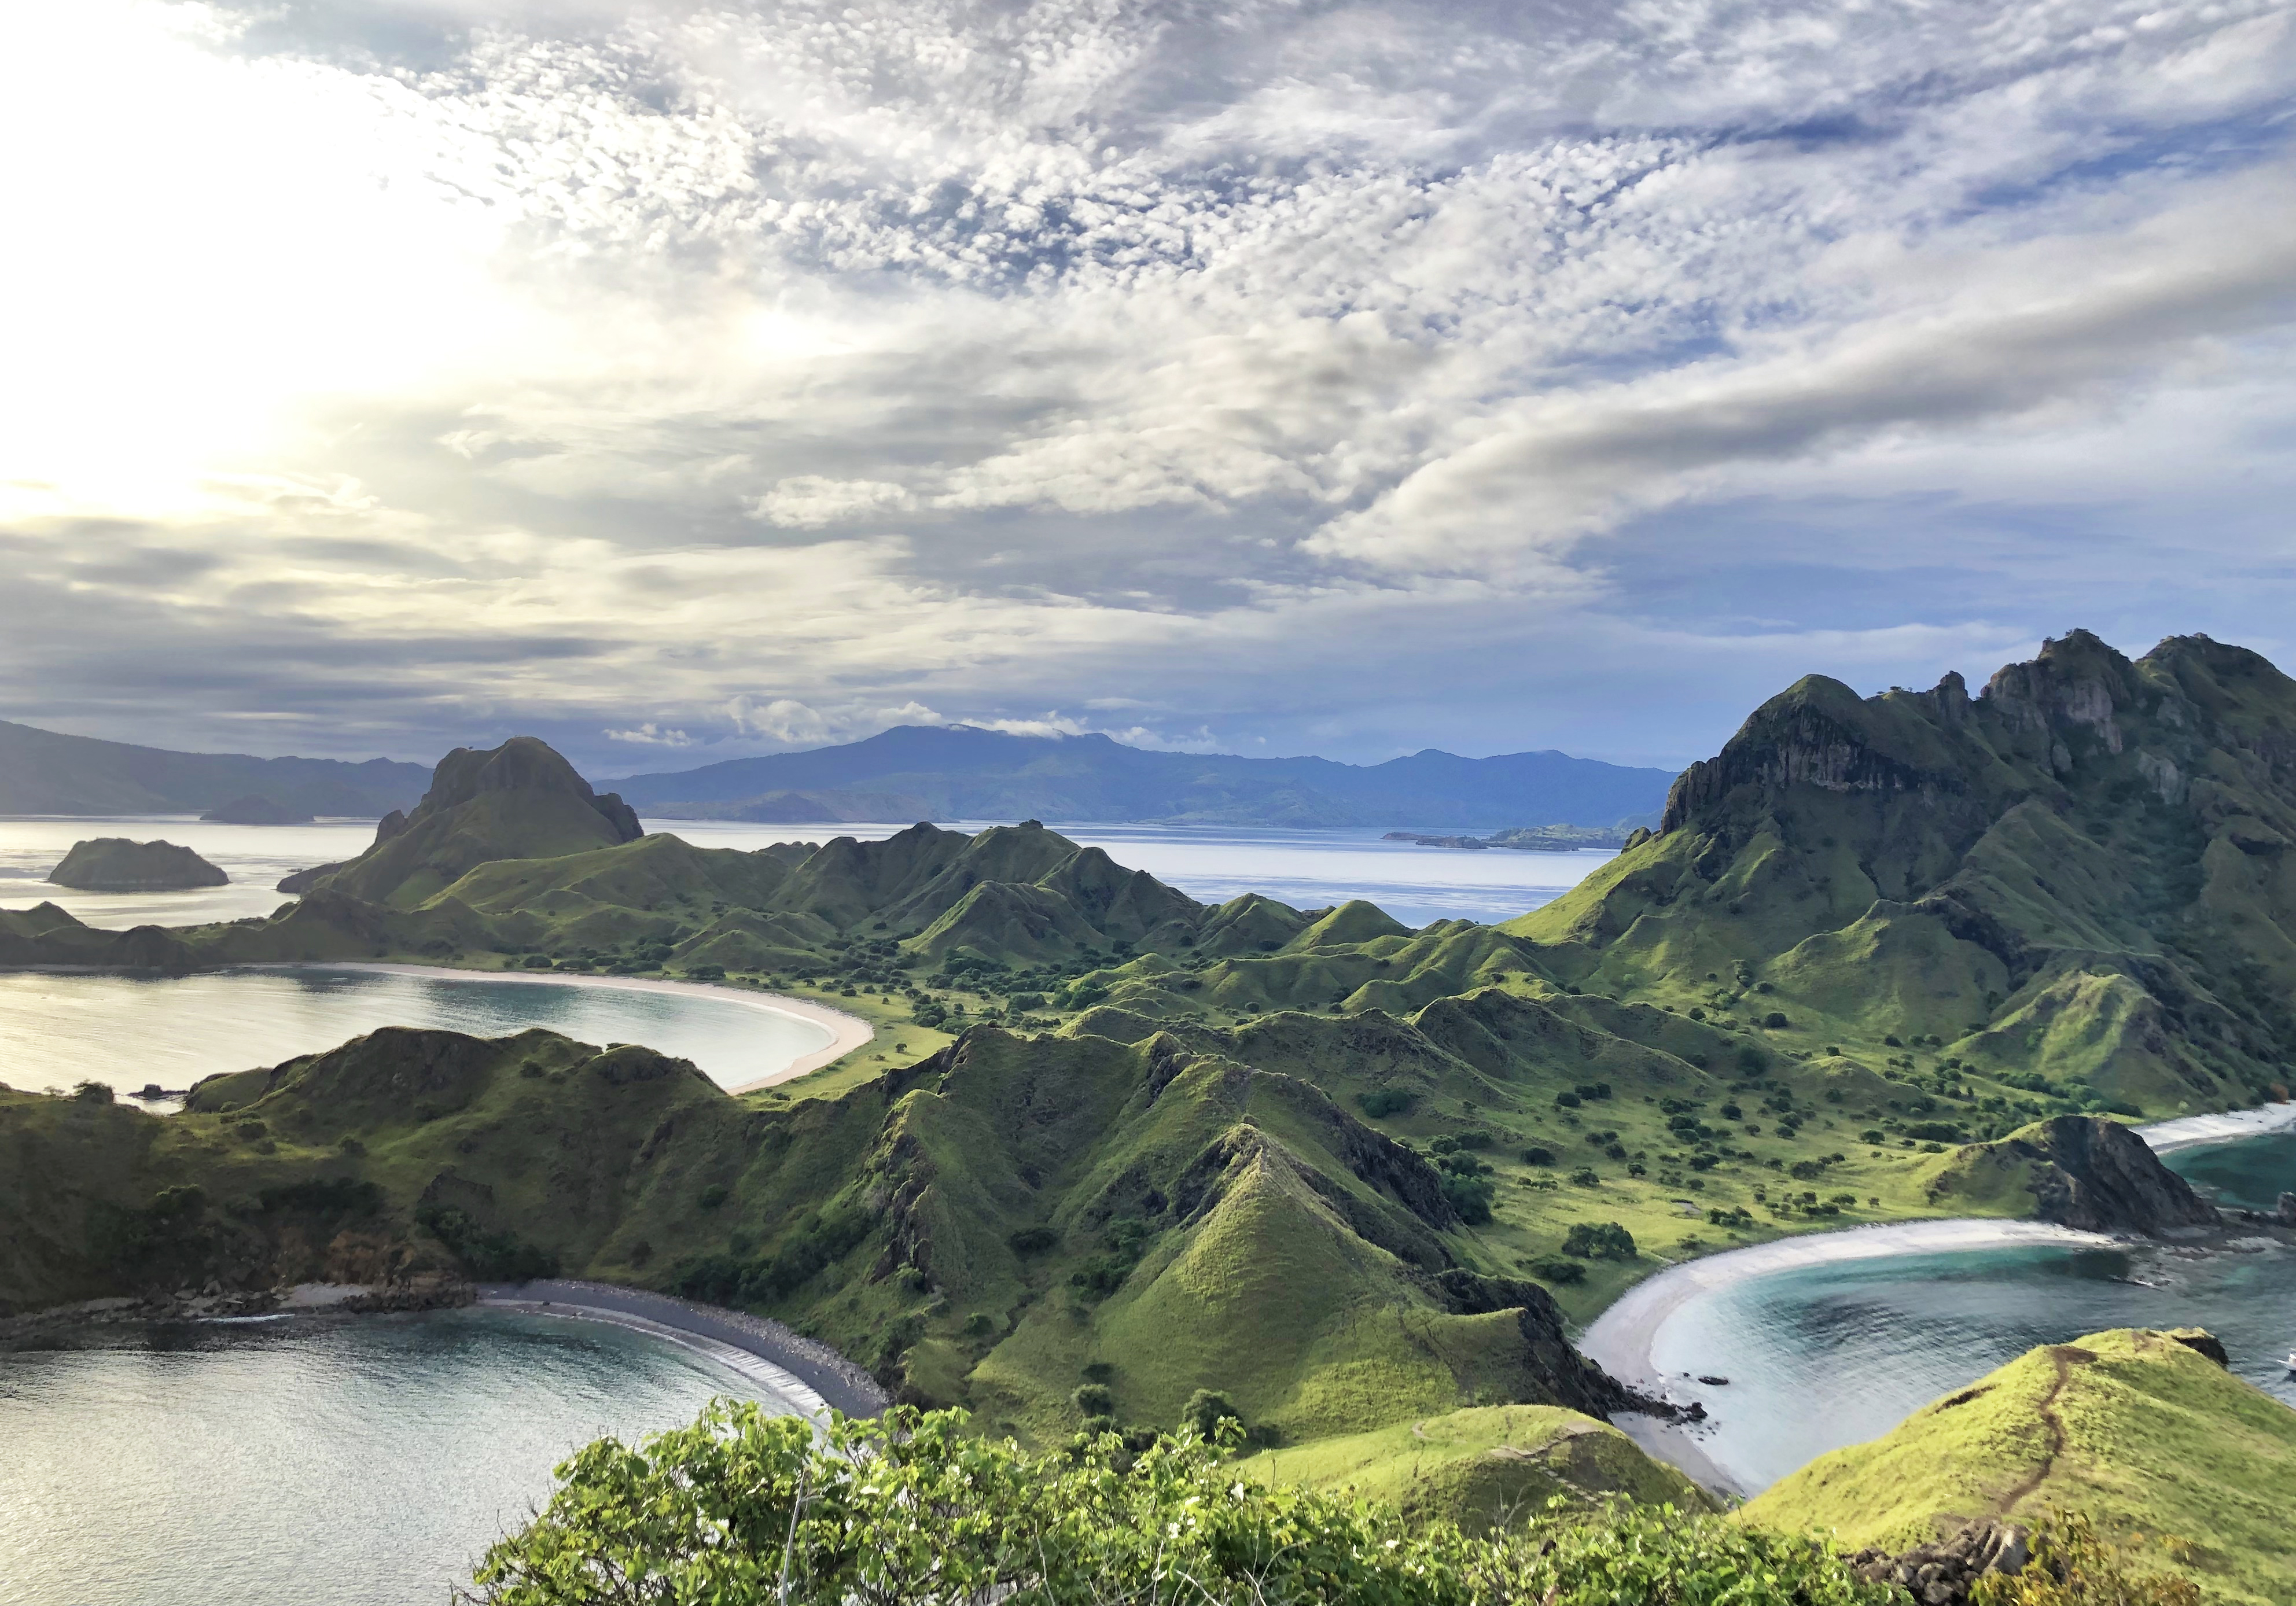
[477,1278,889,1419]
[1579,1218,2118,1496]
[273,962,874,1091]
[2135,1100,2296,1153]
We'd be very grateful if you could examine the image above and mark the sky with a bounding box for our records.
[2,0,2293,777]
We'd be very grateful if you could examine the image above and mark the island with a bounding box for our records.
[200,794,315,824]
[46,838,229,892]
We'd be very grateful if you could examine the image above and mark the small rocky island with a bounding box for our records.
[47,838,230,892]
[200,794,314,825]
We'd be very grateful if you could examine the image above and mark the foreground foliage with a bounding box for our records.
[465,1403,1889,1606]
[1975,1512,2202,1606]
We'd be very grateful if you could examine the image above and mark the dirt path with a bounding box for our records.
[1992,1345,2093,1517]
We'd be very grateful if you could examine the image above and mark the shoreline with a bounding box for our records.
[253,962,875,1091]
[2134,1100,2296,1154]
[1578,1218,2118,1497]
[476,1278,889,1419]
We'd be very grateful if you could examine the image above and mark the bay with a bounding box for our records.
[0,1309,799,1606]
[1614,1132,2296,1496]
[0,966,833,1099]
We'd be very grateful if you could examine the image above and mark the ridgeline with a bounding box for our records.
[9,631,2296,1598]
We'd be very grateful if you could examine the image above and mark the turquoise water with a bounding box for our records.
[1638,1134,2296,1494]
[0,1309,798,1606]
[0,966,833,1097]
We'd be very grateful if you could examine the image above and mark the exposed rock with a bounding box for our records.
[2007,1115,2223,1235]
[2166,1326,2229,1367]
[1850,1521,2030,1605]
[201,794,314,825]
[47,838,228,892]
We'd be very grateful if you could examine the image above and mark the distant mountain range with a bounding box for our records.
[0,720,430,817]
[609,724,1672,828]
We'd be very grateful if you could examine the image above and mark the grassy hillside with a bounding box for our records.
[1504,632,2296,1132]
[1742,1327,2296,1604]
[1237,1404,1714,1532]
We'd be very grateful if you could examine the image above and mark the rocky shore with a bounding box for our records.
[0,1274,472,1343]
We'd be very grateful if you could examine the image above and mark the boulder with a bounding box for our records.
[1850,1520,2030,1605]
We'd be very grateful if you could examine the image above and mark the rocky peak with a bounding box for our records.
[411,737,641,843]
[1978,629,2142,762]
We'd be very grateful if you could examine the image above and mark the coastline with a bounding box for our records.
[256,962,875,1091]
[1578,1218,2118,1498]
[2135,1100,2296,1154]
[477,1278,889,1419]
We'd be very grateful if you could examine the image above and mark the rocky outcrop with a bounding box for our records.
[1850,1521,2030,1606]
[2006,1116,2222,1235]
[47,838,227,891]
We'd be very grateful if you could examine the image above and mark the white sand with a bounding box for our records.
[260,962,874,1091]
[2135,1100,2296,1154]
[1580,1218,2117,1398]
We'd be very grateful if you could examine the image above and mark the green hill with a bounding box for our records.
[1506,632,2296,1124]
[1741,1327,2296,1604]
[1236,1403,1713,1531]
[47,838,227,891]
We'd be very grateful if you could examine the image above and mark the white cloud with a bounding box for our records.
[1,0,2291,770]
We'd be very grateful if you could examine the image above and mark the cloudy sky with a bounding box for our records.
[4,0,2293,776]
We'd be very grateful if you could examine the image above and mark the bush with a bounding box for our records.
[1440,1172,1494,1224]
[1072,1383,1115,1416]
[1179,1388,1241,1437]
[418,1204,558,1282]
[1554,1090,1582,1108]
[1357,1086,1418,1118]
[1008,1225,1058,1255]
[683,964,726,981]
[1973,1509,2201,1606]
[1561,1221,1636,1260]
[461,1402,1893,1606]
[1736,1045,1768,1074]
[1526,1254,1587,1285]
[697,1184,729,1210]
[1568,1167,1600,1187]
[1761,1012,1790,1029]
[1521,1145,1556,1167]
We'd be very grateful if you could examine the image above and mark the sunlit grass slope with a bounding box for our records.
[1741,1328,2296,1605]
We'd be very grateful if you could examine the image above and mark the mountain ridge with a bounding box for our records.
[608,724,1672,828]
[0,719,429,817]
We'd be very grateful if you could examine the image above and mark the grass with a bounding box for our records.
[1236,1404,1713,1531]
[1741,1328,2296,1605]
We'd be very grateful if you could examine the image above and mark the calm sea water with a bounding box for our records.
[1638,1135,2296,1494]
[0,816,1612,932]
[0,967,833,1099]
[0,1309,796,1606]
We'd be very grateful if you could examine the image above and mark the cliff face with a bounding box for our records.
[1515,631,2296,1118]
[47,838,228,892]
[1938,1115,2224,1235]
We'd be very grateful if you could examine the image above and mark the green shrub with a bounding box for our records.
[1561,1221,1636,1260]
[1008,1225,1058,1255]
[461,1404,1892,1606]
[1440,1172,1495,1224]
[1357,1087,1418,1118]
[1527,1254,1587,1284]
[418,1204,558,1282]
[1521,1145,1556,1166]
[1072,1383,1115,1415]
[697,1184,729,1210]
[73,1080,114,1103]
[1179,1388,1241,1436]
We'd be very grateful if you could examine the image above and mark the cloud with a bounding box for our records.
[0,0,2290,773]
[603,721,696,746]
